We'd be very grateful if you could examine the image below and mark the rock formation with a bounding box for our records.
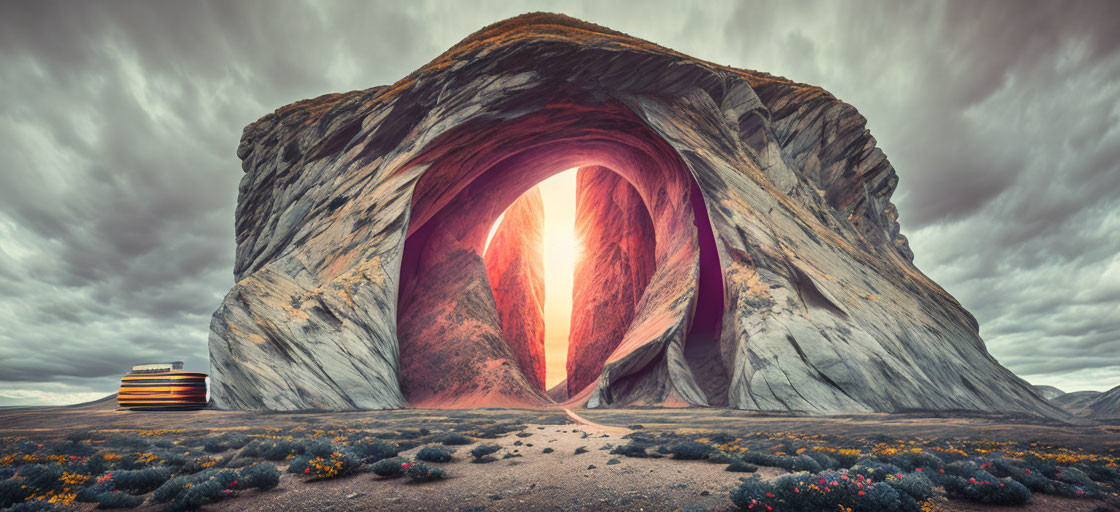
[484,188,547,392]
[567,167,655,397]
[208,13,1063,416]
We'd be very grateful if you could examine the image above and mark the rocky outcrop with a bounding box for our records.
[484,188,547,391]
[1032,385,1065,400]
[566,167,655,397]
[209,13,1063,417]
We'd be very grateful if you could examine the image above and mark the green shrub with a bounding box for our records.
[416,446,453,463]
[6,500,67,512]
[1,477,31,508]
[469,444,501,462]
[108,468,173,494]
[726,460,758,473]
[740,453,822,473]
[730,470,926,512]
[94,490,144,509]
[349,440,399,463]
[240,439,303,461]
[371,457,410,477]
[285,455,311,475]
[17,464,66,493]
[405,462,446,482]
[891,472,934,501]
[942,471,1031,505]
[611,443,649,458]
[165,469,239,511]
[304,452,360,480]
[236,463,280,491]
[887,451,942,472]
[434,433,473,446]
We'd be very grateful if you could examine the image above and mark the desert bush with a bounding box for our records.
[405,462,446,482]
[708,432,737,444]
[203,432,250,453]
[16,464,65,493]
[611,443,649,458]
[236,463,280,491]
[6,500,67,512]
[1,477,31,508]
[667,439,712,459]
[416,446,453,463]
[891,472,934,501]
[740,453,822,473]
[725,460,758,473]
[304,452,360,480]
[942,470,1031,505]
[94,490,145,509]
[983,459,1053,493]
[240,439,303,461]
[730,471,924,512]
[803,450,839,470]
[371,457,410,477]
[43,439,97,458]
[469,444,501,463]
[574,446,589,455]
[302,440,342,459]
[853,459,905,482]
[541,447,554,454]
[886,451,942,472]
[151,468,238,511]
[284,455,311,475]
[434,433,473,446]
[349,440,398,463]
[107,468,173,494]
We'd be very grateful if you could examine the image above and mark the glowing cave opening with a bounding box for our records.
[485,169,580,391]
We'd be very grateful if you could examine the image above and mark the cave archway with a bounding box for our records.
[394,96,726,408]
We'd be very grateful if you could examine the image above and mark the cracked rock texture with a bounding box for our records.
[209,13,1062,417]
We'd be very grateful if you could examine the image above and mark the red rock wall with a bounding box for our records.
[397,225,547,408]
[483,188,546,391]
[567,167,655,397]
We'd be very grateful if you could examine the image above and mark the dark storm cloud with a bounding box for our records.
[0,0,1117,404]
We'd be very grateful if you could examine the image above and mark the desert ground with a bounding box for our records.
[1,398,1117,511]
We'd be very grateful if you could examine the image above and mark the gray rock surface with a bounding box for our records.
[208,13,1063,417]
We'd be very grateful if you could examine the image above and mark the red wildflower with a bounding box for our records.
[830,481,838,486]
[230,480,239,487]
[304,467,310,474]
[858,491,865,496]
[915,468,923,472]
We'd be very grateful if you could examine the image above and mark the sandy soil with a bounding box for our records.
[1,398,1117,511]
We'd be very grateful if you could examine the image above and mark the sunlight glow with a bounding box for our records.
[538,169,580,389]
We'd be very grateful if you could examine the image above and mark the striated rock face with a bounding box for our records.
[484,188,547,391]
[567,167,655,397]
[209,13,1063,417]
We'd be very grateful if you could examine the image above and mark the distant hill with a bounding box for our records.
[1032,385,1065,400]
[1049,387,1120,419]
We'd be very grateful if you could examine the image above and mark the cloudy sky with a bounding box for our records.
[1,0,1117,406]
